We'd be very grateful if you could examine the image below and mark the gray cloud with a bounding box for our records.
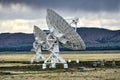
[0,0,120,12]
[0,0,119,20]
[0,0,120,32]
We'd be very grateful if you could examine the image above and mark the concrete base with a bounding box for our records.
[64,63,68,68]
[49,63,56,68]
[42,64,46,69]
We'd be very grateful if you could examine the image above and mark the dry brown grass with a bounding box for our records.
[61,53,120,61]
[0,68,120,80]
[0,51,120,80]
[0,51,120,61]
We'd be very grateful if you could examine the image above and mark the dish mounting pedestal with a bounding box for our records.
[42,34,68,69]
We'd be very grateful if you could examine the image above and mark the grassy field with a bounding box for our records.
[0,51,120,80]
[0,69,120,80]
[0,51,120,61]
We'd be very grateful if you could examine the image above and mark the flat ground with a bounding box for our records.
[0,51,120,61]
[0,51,120,80]
[0,68,120,80]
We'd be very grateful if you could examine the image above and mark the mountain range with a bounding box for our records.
[0,27,120,51]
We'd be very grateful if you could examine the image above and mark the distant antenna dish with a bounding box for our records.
[31,9,86,69]
[33,25,47,43]
[31,25,46,63]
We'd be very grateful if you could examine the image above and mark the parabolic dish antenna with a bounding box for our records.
[33,25,46,43]
[46,9,86,50]
[31,9,86,69]
[31,26,46,63]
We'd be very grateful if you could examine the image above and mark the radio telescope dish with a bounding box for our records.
[31,25,46,63]
[33,25,46,43]
[46,9,86,50]
[31,9,86,69]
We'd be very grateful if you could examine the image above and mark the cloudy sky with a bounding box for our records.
[0,0,120,33]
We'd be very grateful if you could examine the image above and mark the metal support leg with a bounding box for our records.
[31,53,45,63]
[43,52,68,69]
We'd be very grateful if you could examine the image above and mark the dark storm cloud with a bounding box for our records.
[0,0,120,12]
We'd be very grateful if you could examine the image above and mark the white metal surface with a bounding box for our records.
[70,17,79,32]
[46,9,86,50]
[31,26,46,63]
[43,33,67,69]
[34,25,46,44]
[32,9,86,69]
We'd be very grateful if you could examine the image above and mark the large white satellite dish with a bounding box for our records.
[46,9,86,50]
[31,9,86,69]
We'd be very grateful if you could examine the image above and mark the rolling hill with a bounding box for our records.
[0,27,120,51]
